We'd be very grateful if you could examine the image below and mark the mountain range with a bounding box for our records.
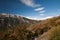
[0,13,60,40]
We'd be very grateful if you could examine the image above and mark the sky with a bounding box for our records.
[0,0,60,20]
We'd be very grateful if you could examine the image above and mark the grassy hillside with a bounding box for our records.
[27,16,60,35]
[37,25,60,40]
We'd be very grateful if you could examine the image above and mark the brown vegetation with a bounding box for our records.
[0,14,60,40]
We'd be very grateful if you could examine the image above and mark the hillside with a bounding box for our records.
[0,14,39,40]
[26,15,60,40]
[0,14,60,40]
[27,16,60,35]
[37,25,60,40]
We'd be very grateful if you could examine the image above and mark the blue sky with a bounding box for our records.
[0,0,60,20]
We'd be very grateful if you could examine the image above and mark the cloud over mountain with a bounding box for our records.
[20,0,45,18]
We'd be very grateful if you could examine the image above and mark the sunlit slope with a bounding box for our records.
[27,16,60,35]
[37,25,60,40]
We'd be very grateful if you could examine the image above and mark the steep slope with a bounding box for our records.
[0,14,39,40]
[27,16,60,35]
[37,25,60,40]
[0,14,60,40]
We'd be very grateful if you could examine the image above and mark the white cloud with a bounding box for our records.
[38,16,53,20]
[34,7,45,13]
[1,13,7,15]
[26,16,38,20]
[39,10,45,13]
[40,16,53,20]
[35,7,44,11]
[40,14,44,16]
[25,16,54,20]
[20,0,45,17]
[20,0,40,7]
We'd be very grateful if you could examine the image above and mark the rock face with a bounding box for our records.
[0,14,39,40]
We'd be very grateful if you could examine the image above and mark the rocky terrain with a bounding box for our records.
[0,14,39,40]
[0,13,60,40]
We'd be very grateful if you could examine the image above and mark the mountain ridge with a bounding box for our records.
[0,13,60,40]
